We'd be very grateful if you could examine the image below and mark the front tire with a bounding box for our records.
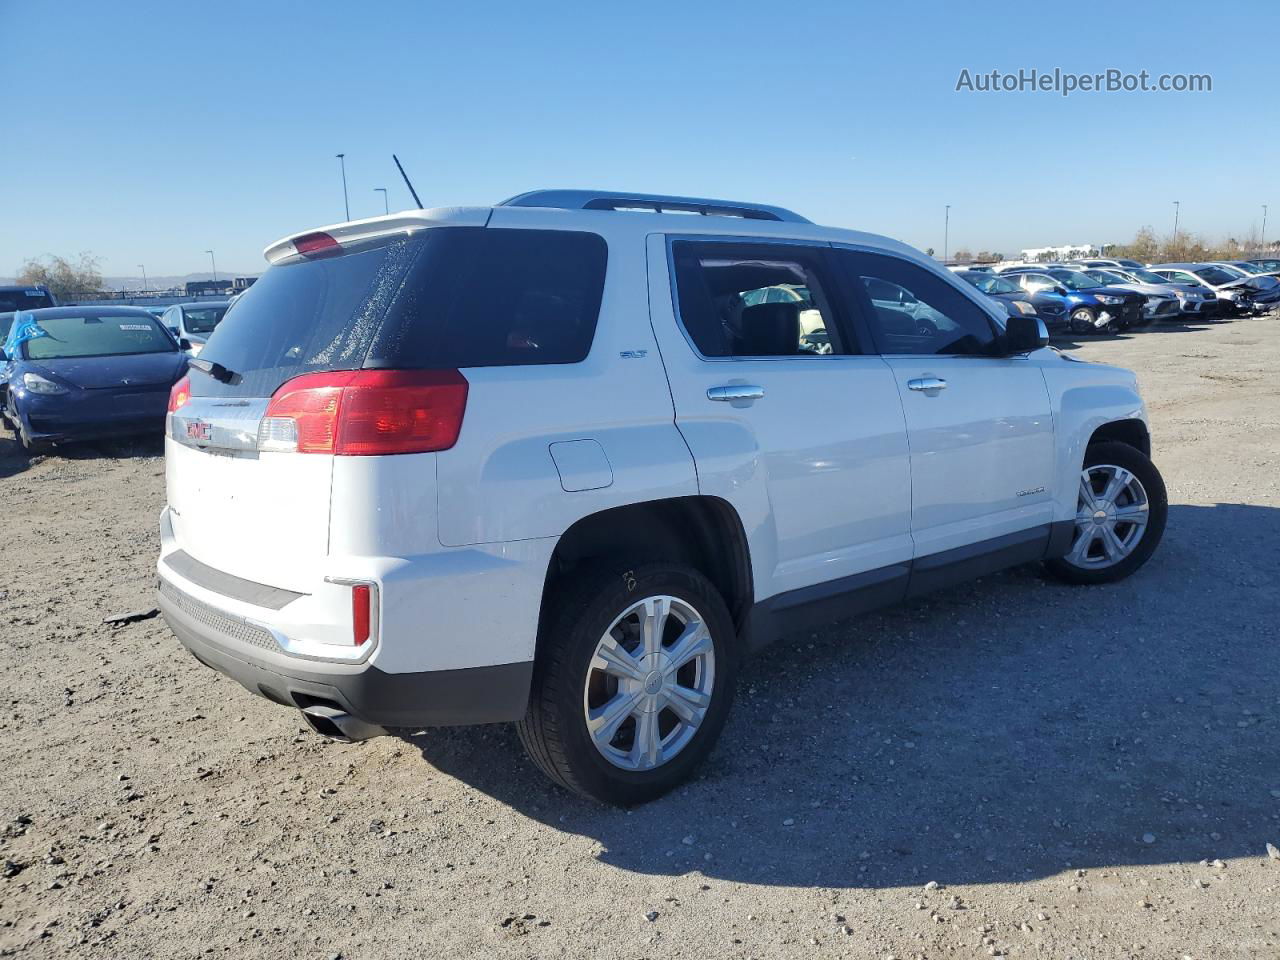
[18,419,50,455]
[1068,307,1097,335]
[1045,441,1167,585]
[517,562,738,806]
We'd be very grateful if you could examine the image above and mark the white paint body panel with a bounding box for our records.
[882,355,1057,557]
[161,200,1153,685]
[645,236,913,599]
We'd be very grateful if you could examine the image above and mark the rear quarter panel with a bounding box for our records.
[433,211,699,547]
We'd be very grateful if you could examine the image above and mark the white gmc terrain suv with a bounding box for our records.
[158,190,1167,805]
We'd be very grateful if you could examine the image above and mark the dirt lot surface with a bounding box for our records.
[2,315,1279,960]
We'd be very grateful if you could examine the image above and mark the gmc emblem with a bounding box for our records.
[186,420,213,442]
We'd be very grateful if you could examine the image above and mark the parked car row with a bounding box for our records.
[953,258,1280,334]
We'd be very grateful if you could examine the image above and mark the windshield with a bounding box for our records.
[1086,270,1127,285]
[1048,270,1102,291]
[966,273,1021,295]
[22,314,177,360]
[1227,262,1264,274]
[1194,266,1240,285]
[1126,268,1166,284]
[0,314,13,343]
[0,289,54,312]
[182,305,228,334]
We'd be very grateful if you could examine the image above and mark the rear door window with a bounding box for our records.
[670,241,853,357]
[191,227,607,398]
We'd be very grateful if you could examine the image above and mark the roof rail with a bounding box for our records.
[498,189,811,224]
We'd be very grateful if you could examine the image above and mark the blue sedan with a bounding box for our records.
[1,306,188,452]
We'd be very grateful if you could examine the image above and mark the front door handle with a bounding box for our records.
[707,384,765,402]
[906,376,947,394]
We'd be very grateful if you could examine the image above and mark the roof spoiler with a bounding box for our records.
[499,189,811,224]
[262,208,491,264]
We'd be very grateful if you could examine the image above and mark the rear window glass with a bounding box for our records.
[22,315,177,360]
[192,227,607,398]
[0,290,54,312]
[182,306,228,334]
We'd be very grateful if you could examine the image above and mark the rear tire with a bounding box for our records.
[517,562,738,806]
[1045,441,1167,585]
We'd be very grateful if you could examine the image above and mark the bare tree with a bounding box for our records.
[16,253,105,300]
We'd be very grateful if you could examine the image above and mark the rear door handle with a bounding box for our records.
[707,384,765,402]
[906,377,947,394]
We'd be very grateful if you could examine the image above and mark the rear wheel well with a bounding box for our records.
[1088,419,1150,458]
[540,497,753,638]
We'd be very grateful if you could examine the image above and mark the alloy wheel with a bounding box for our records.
[583,595,715,771]
[1067,464,1150,568]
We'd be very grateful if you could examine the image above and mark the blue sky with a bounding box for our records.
[3,0,1276,278]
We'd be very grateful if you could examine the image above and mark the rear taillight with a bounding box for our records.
[351,584,372,646]
[293,231,341,258]
[259,369,468,456]
[168,375,191,413]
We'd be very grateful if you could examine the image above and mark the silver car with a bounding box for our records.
[1085,267,1216,317]
[1149,263,1273,316]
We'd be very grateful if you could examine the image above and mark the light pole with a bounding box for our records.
[1262,205,1269,255]
[336,153,350,221]
[1172,201,1180,240]
[205,250,217,284]
[943,205,951,263]
[374,187,389,215]
[137,264,148,293]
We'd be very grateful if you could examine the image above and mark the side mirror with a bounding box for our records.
[1004,314,1048,354]
[1054,285,1069,296]
[179,338,193,351]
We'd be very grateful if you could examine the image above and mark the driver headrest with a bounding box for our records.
[734,301,800,356]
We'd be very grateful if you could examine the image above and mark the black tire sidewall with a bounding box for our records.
[541,564,737,806]
[1070,308,1095,335]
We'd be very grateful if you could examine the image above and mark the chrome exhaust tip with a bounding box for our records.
[300,704,387,743]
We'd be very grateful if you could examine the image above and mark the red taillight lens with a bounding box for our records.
[262,372,349,453]
[351,584,372,646]
[338,369,468,455]
[293,231,341,258]
[262,369,468,456]
[168,375,191,413]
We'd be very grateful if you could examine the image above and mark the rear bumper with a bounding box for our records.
[159,576,532,727]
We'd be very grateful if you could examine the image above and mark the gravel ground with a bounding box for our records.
[2,314,1279,960]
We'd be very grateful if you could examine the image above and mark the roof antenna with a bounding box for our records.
[393,154,424,209]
